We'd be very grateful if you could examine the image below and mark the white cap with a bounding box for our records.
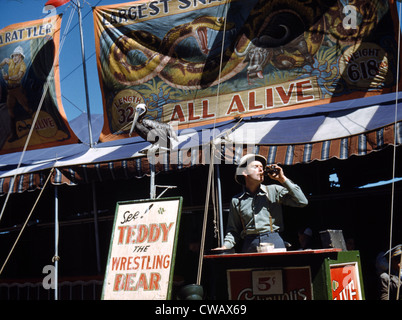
[11,46,25,59]
[234,154,267,185]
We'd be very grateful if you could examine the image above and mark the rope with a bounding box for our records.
[197,146,216,285]
[214,0,230,110]
[0,168,54,276]
[196,0,230,285]
[387,0,402,300]
[212,176,221,244]
[397,252,402,300]
[211,0,233,242]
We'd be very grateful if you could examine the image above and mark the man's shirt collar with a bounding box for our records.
[238,185,267,199]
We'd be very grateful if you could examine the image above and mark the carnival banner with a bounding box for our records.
[0,15,79,154]
[94,0,399,142]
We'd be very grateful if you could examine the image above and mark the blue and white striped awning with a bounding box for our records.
[0,119,239,193]
[228,92,401,144]
[54,92,402,187]
[0,91,401,194]
[224,91,402,165]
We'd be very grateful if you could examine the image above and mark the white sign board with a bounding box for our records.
[102,197,182,300]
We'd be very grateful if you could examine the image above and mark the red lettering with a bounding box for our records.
[111,257,120,271]
[188,102,200,121]
[125,225,135,244]
[112,272,162,292]
[171,104,185,122]
[227,95,246,114]
[120,256,127,270]
[146,255,152,269]
[248,91,263,110]
[113,273,125,291]
[136,225,148,243]
[117,223,175,244]
[296,80,313,102]
[135,273,149,291]
[266,87,273,108]
[154,255,163,269]
[160,222,174,242]
[148,224,160,242]
[124,273,136,291]
[133,256,140,269]
[141,256,148,269]
[202,100,215,118]
[127,256,133,270]
[149,272,161,291]
[117,226,127,245]
[163,255,170,268]
[276,84,294,105]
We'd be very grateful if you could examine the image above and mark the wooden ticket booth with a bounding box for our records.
[203,249,364,300]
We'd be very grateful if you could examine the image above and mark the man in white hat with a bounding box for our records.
[214,154,308,253]
[0,45,32,142]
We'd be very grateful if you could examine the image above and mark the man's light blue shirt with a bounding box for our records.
[223,179,308,249]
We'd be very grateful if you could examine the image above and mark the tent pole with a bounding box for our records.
[77,0,94,147]
[215,164,224,247]
[91,181,101,274]
[150,156,156,199]
[54,185,59,301]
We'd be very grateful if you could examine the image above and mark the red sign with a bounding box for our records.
[227,267,312,300]
[330,263,362,300]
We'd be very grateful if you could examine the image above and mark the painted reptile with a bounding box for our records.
[108,0,387,89]
[324,0,388,46]
[108,15,238,89]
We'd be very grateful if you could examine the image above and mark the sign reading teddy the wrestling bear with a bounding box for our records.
[102,197,182,300]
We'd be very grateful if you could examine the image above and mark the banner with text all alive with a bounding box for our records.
[0,15,79,154]
[94,0,399,142]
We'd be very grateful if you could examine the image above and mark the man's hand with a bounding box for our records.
[267,164,287,184]
[211,246,227,251]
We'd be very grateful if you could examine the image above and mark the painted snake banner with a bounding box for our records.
[94,0,400,142]
[0,14,79,154]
